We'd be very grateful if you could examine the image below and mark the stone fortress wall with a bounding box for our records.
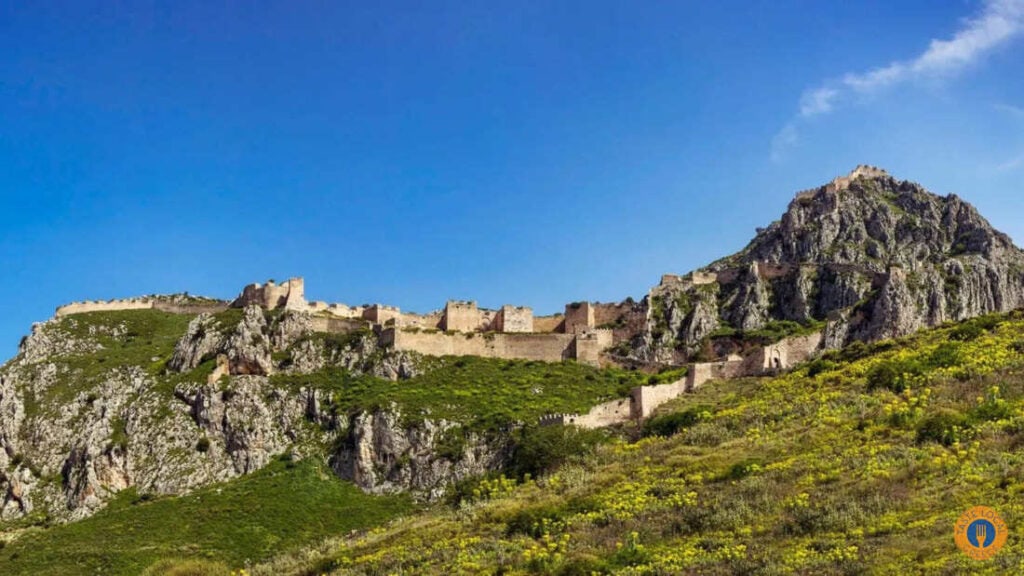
[543,330,825,429]
[56,298,229,317]
[55,277,617,367]
[56,299,156,317]
[794,164,889,201]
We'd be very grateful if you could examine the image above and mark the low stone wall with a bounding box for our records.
[573,397,634,428]
[533,315,564,333]
[310,316,372,334]
[152,301,230,315]
[686,359,746,391]
[632,380,687,419]
[388,329,576,363]
[56,299,154,317]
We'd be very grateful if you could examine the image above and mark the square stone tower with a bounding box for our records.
[563,302,595,334]
[495,305,534,333]
[442,300,481,332]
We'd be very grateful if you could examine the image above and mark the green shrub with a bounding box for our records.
[642,405,712,437]
[504,503,567,537]
[917,409,969,446]
[950,315,1002,341]
[927,342,963,369]
[866,358,923,393]
[971,386,1013,423]
[806,358,838,377]
[509,426,606,479]
[195,437,210,453]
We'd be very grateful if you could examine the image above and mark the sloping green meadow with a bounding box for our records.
[0,458,412,575]
[264,312,1024,575]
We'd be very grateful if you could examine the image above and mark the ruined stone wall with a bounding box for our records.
[686,359,746,391]
[533,315,564,333]
[309,316,372,334]
[363,305,402,326]
[563,302,594,334]
[592,303,627,327]
[692,271,718,285]
[495,306,533,333]
[829,164,888,191]
[233,278,305,310]
[748,331,824,373]
[632,380,688,419]
[572,397,634,429]
[56,299,155,317]
[396,311,444,330]
[389,329,576,363]
[151,301,230,315]
[754,262,798,280]
[573,329,613,367]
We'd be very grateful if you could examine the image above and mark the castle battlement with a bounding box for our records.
[56,298,155,317]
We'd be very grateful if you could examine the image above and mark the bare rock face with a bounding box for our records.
[331,409,509,500]
[637,168,1024,362]
[0,304,459,524]
[225,306,274,376]
[169,314,222,371]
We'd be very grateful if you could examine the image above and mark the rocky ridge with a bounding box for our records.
[0,306,492,523]
[634,166,1024,363]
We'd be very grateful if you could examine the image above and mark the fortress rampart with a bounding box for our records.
[385,328,578,364]
[542,331,825,429]
[56,298,155,317]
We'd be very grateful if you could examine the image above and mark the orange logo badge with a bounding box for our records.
[954,506,1007,560]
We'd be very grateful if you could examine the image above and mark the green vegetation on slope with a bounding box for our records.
[22,310,197,418]
[267,312,1024,575]
[271,357,688,430]
[0,457,413,576]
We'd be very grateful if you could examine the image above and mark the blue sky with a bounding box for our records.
[2,1,1023,356]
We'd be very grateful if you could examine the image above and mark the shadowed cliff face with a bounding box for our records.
[636,169,1024,364]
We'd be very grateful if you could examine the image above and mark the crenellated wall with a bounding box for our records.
[56,298,155,317]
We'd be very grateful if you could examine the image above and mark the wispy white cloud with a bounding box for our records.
[799,87,839,117]
[775,0,1024,160]
[770,123,799,163]
[994,102,1024,118]
[803,0,1024,115]
[997,151,1024,170]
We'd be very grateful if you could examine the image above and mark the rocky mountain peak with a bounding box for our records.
[726,166,1022,273]
[639,168,1024,363]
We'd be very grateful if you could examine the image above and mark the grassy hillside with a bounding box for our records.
[23,309,685,429]
[260,312,1024,575]
[0,458,413,576]
[271,356,686,430]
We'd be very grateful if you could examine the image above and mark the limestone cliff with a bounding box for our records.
[635,166,1024,363]
[0,307,473,524]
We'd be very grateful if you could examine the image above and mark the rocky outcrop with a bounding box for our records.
[637,167,1024,362]
[0,306,478,524]
[224,306,274,376]
[331,409,510,500]
[169,314,222,371]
